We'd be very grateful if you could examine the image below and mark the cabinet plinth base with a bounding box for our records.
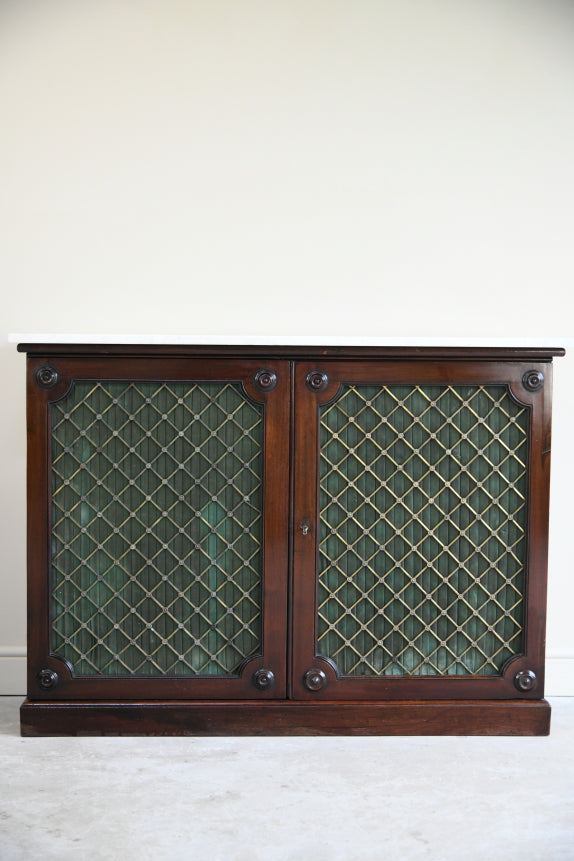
[20,699,551,736]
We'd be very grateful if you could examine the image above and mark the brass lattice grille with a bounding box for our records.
[318,384,528,676]
[50,380,263,676]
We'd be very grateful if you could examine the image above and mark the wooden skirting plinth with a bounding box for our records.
[20,699,551,737]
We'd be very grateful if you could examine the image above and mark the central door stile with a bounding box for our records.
[291,362,342,698]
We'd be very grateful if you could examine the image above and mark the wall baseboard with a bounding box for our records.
[545,655,574,697]
[1,652,573,697]
[0,655,26,695]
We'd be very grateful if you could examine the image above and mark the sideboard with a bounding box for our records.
[17,342,564,735]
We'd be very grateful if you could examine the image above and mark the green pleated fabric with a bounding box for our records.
[318,384,528,676]
[50,381,263,676]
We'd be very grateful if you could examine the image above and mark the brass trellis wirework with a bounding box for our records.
[318,384,528,677]
[50,380,263,676]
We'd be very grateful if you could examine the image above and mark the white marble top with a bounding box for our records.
[7,334,567,348]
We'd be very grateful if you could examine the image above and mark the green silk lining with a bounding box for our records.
[318,384,528,676]
[50,380,263,676]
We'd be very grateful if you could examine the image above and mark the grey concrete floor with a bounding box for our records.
[0,697,572,861]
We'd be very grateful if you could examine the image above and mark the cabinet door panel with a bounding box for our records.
[292,360,551,700]
[27,357,290,700]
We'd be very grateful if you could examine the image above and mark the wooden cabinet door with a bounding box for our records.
[27,356,290,701]
[291,359,552,701]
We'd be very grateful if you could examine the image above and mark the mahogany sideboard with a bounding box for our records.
[17,343,564,735]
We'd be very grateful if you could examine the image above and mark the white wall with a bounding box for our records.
[1,1,573,694]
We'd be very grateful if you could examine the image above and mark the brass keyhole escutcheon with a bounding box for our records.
[299,518,311,536]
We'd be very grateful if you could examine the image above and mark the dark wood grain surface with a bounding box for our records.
[25,356,291,701]
[21,344,562,735]
[18,344,565,360]
[291,359,551,701]
[20,698,551,736]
